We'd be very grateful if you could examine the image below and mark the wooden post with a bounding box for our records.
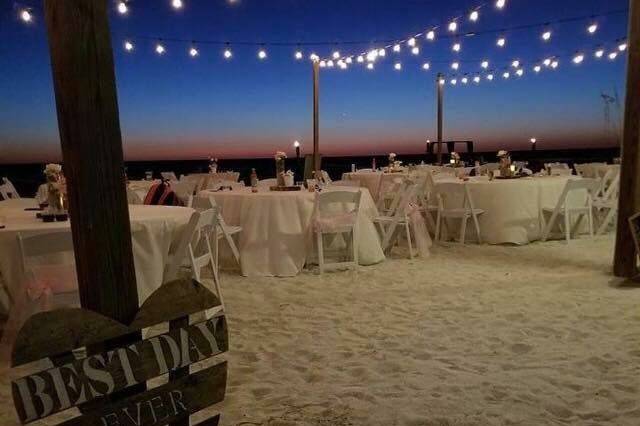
[43,0,139,321]
[313,60,321,178]
[614,0,640,278]
[436,73,444,165]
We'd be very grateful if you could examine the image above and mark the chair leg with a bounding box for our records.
[352,226,359,271]
[405,222,414,259]
[542,210,559,242]
[471,213,482,244]
[597,208,616,235]
[316,231,325,274]
[459,216,468,245]
[435,211,442,242]
[564,211,571,243]
[214,232,220,272]
[588,209,594,238]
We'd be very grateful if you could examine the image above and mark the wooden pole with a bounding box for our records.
[436,73,444,165]
[44,0,139,322]
[614,0,640,279]
[313,60,321,178]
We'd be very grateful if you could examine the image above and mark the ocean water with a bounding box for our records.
[0,147,619,198]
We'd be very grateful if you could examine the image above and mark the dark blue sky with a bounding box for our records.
[0,0,629,163]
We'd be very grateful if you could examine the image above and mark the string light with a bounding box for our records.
[117,1,128,15]
[295,51,303,60]
[511,60,520,68]
[319,60,327,68]
[407,37,417,47]
[448,21,458,32]
[487,73,494,81]
[451,62,460,70]
[452,42,461,52]
[189,46,199,57]
[393,44,401,52]
[339,61,347,70]
[572,53,585,64]
[378,48,386,57]
[411,47,420,55]
[367,63,374,70]
[439,78,446,85]
[367,50,378,62]
[327,60,334,68]
[155,43,166,55]
[533,64,542,72]
[20,9,32,23]
[124,40,134,52]
[516,68,524,76]
[171,0,183,10]
[594,48,605,58]
[461,76,469,84]
[345,57,353,64]
[451,78,458,85]
[394,62,402,71]
[473,76,481,83]
[357,55,364,63]
[543,58,552,67]
[550,60,559,68]
[469,10,479,22]
[224,48,233,59]
[608,51,618,60]
[258,49,267,59]
[503,71,510,79]
[587,23,598,34]
[426,30,436,41]
[332,51,341,59]
[481,60,489,69]
[618,41,628,51]
[496,0,506,9]
[422,62,431,70]
[497,37,506,47]
[541,29,552,41]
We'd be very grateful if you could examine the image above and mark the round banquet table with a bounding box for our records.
[0,198,195,314]
[342,171,409,202]
[198,187,385,277]
[434,175,588,245]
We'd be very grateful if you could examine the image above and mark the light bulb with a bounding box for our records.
[594,49,604,58]
[367,63,374,70]
[367,50,378,62]
[469,10,479,22]
[293,141,300,148]
[332,51,340,59]
[393,44,401,52]
[189,47,199,57]
[426,30,435,41]
[448,21,458,32]
[155,43,165,54]
[572,53,584,64]
[422,63,430,70]
[588,23,598,34]
[407,37,416,47]
[451,62,459,70]
[496,0,506,9]
[608,51,618,60]
[295,51,303,60]
[439,78,445,85]
[533,65,541,73]
[451,79,457,86]
[542,30,552,41]
[20,9,32,23]
[117,1,128,14]
[258,49,267,59]
[496,37,506,47]
[357,56,364,63]
[309,53,319,62]
[461,77,469,84]
[338,61,347,70]
[394,62,402,71]
[543,58,552,67]
[345,57,353,64]
[171,0,183,9]
[487,73,494,81]
[550,60,559,69]
[452,42,461,52]
[481,60,489,69]
[473,76,481,83]
[124,41,134,51]
[618,42,628,51]
[319,61,327,68]
[516,69,524,76]
[503,71,510,79]
[378,48,386,57]
[511,60,520,68]
[411,47,420,55]
[530,138,537,144]
[327,60,334,68]
[224,49,233,59]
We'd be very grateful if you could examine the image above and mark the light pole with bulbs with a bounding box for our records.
[293,140,301,160]
[530,137,537,151]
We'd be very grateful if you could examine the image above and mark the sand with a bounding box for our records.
[1,235,639,425]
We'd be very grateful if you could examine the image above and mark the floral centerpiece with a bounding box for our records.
[497,150,513,177]
[43,163,66,214]
[208,157,218,174]
[275,151,287,187]
[450,152,462,167]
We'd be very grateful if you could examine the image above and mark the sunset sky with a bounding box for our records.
[0,0,629,163]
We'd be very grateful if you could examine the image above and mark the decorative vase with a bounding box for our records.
[276,158,286,187]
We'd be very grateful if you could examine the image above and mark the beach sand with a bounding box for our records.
[1,235,639,425]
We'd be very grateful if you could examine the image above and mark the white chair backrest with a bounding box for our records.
[1,177,20,199]
[553,178,599,211]
[321,170,332,183]
[192,195,217,211]
[257,178,278,188]
[194,208,218,234]
[126,187,144,205]
[164,210,200,283]
[17,231,74,274]
[170,181,198,203]
[161,172,178,182]
[314,189,362,218]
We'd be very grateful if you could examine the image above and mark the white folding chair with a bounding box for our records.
[164,211,200,283]
[374,181,419,258]
[434,182,484,244]
[376,174,403,213]
[545,163,573,176]
[257,178,278,188]
[312,190,362,273]
[541,178,599,243]
[126,187,144,205]
[187,208,224,311]
[160,171,178,182]
[1,178,21,199]
[593,170,620,235]
[192,196,242,270]
[170,181,198,206]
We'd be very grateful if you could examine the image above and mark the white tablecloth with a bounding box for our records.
[435,176,586,245]
[199,187,385,277]
[342,172,409,202]
[0,199,194,314]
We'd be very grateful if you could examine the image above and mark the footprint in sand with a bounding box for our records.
[510,343,533,354]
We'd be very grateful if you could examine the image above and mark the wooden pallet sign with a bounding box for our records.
[9,278,228,426]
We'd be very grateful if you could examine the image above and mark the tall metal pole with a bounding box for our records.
[614,0,640,278]
[313,61,321,178]
[436,72,444,165]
